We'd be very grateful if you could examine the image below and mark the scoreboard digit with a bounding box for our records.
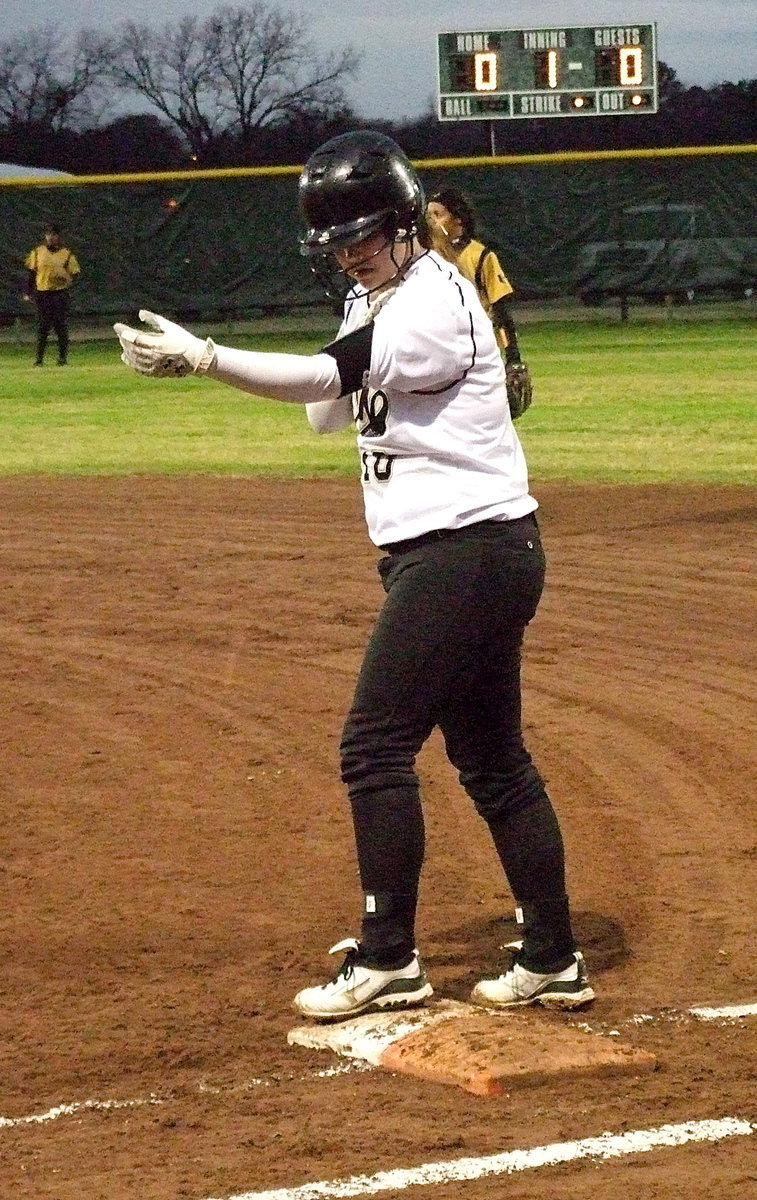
[437,24,658,120]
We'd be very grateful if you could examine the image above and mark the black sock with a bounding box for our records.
[486,795,576,969]
[359,891,417,967]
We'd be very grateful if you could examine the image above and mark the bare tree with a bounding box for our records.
[107,17,220,156]
[0,25,112,131]
[107,2,360,158]
[656,61,687,104]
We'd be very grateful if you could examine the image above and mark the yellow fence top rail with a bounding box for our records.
[1,143,755,188]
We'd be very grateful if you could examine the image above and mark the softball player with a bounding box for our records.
[114,131,593,1021]
[426,187,522,363]
[24,223,81,366]
[426,187,532,420]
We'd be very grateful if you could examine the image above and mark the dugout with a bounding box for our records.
[1,145,754,322]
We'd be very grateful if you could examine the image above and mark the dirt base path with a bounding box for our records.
[0,478,754,1200]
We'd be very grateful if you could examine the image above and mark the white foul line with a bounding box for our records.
[203,1117,755,1200]
[0,1095,163,1129]
[0,1065,372,1131]
[3,1001,752,1133]
[689,1002,757,1021]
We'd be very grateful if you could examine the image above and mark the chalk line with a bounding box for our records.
[688,1002,757,1021]
[201,1116,755,1200]
[1,1063,371,1131]
[0,1095,163,1130]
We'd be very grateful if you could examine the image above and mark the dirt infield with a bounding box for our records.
[1,477,754,1200]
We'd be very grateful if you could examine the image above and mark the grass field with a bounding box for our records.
[1,307,754,481]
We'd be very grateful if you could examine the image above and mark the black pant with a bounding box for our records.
[340,515,576,971]
[35,290,70,363]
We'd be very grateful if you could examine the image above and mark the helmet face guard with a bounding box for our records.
[305,225,414,302]
[298,131,424,299]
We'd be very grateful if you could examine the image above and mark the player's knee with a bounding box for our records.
[462,762,547,823]
[340,711,417,792]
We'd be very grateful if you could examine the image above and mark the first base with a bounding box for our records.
[288,1000,657,1095]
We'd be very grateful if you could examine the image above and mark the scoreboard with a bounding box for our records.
[437,24,658,120]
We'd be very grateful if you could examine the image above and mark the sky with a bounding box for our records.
[4,0,755,122]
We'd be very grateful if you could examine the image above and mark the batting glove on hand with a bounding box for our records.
[113,310,217,377]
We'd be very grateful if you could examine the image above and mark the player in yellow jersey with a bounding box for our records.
[24,224,81,365]
[427,187,532,418]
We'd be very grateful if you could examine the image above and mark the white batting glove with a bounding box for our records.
[113,310,217,377]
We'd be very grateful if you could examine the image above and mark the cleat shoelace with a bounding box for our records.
[336,950,357,983]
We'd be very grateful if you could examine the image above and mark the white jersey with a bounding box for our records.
[336,250,537,546]
[209,248,538,549]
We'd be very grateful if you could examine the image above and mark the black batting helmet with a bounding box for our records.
[298,131,424,255]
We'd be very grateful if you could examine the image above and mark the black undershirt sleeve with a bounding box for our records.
[491,296,521,363]
[321,323,374,397]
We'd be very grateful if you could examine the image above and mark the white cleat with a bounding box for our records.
[471,951,595,1010]
[293,938,434,1022]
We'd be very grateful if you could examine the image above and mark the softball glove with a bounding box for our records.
[505,361,533,420]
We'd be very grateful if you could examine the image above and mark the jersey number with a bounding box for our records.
[355,386,389,437]
[361,450,395,483]
[354,387,393,482]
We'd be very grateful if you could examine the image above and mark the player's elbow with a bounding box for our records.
[306,398,352,433]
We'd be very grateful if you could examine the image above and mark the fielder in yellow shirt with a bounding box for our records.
[24,224,81,365]
[426,187,532,418]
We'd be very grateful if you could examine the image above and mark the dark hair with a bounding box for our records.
[44,224,61,235]
[414,211,434,250]
[428,187,477,241]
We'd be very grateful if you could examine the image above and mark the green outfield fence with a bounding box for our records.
[2,143,755,320]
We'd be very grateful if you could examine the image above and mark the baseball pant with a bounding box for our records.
[340,514,576,972]
[35,290,70,363]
